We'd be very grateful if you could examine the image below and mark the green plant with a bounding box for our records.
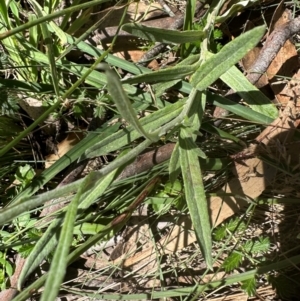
[0,251,13,290]
[0,0,296,300]
[213,218,270,296]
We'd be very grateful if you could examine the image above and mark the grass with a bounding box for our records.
[0,0,300,300]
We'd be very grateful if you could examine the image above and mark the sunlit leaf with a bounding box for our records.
[190,26,266,91]
[122,23,205,44]
[97,63,158,141]
[223,251,243,272]
[241,277,257,296]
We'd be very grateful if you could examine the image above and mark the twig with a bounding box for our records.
[117,143,175,180]
[158,0,175,17]
[247,16,300,85]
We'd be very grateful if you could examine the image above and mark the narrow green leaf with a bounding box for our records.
[190,25,266,90]
[202,122,246,146]
[78,150,128,210]
[122,65,197,85]
[8,1,20,26]
[194,146,207,158]
[122,23,205,44]
[0,0,10,27]
[0,78,56,92]
[48,17,68,45]
[220,65,278,119]
[153,79,181,97]
[62,32,179,85]
[63,32,196,90]
[181,0,196,55]
[207,91,274,124]
[28,13,40,49]
[200,157,230,170]
[169,142,181,183]
[40,181,82,301]
[216,0,259,23]
[179,91,211,268]
[97,63,158,141]
[179,127,212,269]
[181,127,207,159]
[73,222,107,235]
[183,0,196,31]
[5,261,13,277]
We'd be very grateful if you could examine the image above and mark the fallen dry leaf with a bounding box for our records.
[114,49,159,69]
[45,132,84,168]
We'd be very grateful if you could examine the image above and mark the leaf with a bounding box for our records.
[177,90,212,268]
[213,226,227,241]
[223,251,243,272]
[180,127,207,159]
[220,65,278,119]
[15,165,35,185]
[40,177,83,301]
[207,91,274,124]
[123,53,200,87]
[122,23,205,44]
[190,26,266,91]
[0,78,54,92]
[97,63,158,141]
[179,126,212,269]
[243,237,270,254]
[28,13,40,48]
[153,79,181,97]
[202,122,245,145]
[169,142,181,183]
[241,277,257,296]
[4,261,13,277]
[16,244,35,257]
[213,218,247,241]
[122,65,197,84]
[0,0,9,26]
[78,152,125,210]
[216,0,259,23]
[226,218,247,233]
[151,54,199,95]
